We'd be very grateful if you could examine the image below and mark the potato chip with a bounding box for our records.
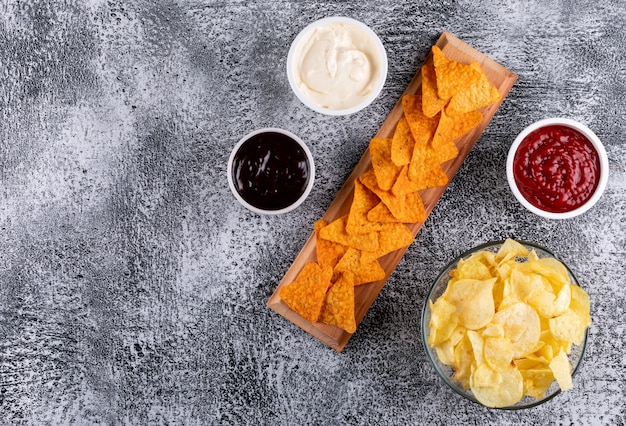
[496,238,528,264]
[453,334,473,388]
[493,302,541,358]
[447,62,501,114]
[369,137,401,191]
[390,117,415,166]
[445,278,496,330]
[432,46,483,100]
[319,215,379,252]
[484,336,514,372]
[428,298,459,347]
[334,247,385,286]
[280,262,332,322]
[549,349,573,391]
[427,239,591,407]
[315,220,348,269]
[346,180,386,235]
[420,64,446,117]
[519,367,555,399]
[319,272,357,333]
[549,308,587,346]
[471,363,524,408]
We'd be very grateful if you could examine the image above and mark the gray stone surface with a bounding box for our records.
[1,0,625,424]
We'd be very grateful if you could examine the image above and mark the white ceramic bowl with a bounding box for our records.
[286,16,388,116]
[506,118,609,219]
[227,128,315,215]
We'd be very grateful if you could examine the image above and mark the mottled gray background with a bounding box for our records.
[1,0,625,425]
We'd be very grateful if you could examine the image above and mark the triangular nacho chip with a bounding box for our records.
[432,46,483,100]
[346,180,387,235]
[420,64,447,117]
[319,272,357,333]
[334,247,386,286]
[360,169,426,223]
[390,117,415,166]
[361,223,415,264]
[369,137,402,191]
[447,62,501,114]
[315,220,348,269]
[280,262,332,322]
[319,215,379,252]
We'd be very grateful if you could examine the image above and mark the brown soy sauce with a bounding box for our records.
[232,131,311,211]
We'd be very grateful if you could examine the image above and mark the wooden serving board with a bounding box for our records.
[267,32,518,351]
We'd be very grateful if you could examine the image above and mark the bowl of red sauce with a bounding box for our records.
[506,118,608,219]
[227,128,315,215]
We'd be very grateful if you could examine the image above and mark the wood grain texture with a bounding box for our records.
[267,32,518,351]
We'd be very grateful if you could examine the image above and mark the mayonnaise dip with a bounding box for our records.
[291,21,384,111]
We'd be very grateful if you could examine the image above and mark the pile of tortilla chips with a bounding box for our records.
[280,46,502,334]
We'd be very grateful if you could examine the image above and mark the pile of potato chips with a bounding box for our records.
[280,46,502,334]
[427,239,592,408]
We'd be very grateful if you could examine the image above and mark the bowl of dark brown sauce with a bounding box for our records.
[227,128,315,215]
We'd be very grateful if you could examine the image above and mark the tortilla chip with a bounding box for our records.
[319,215,379,252]
[367,202,401,223]
[315,220,348,269]
[447,63,501,114]
[403,158,448,193]
[334,247,386,285]
[432,46,483,100]
[346,180,386,235]
[319,272,357,333]
[391,117,415,166]
[361,223,415,264]
[360,169,426,223]
[431,108,482,161]
[421,64,446,117]
[369,137,401,191]
[279,262,332,322]
[402,93,440,146]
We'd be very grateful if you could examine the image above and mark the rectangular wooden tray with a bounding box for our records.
[267,31,518,351]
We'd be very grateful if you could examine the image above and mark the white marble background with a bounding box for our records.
[0,0,624,424]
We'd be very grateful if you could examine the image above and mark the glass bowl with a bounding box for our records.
[421,240,588,410]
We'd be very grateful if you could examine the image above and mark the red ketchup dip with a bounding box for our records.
[512,125,601,213]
